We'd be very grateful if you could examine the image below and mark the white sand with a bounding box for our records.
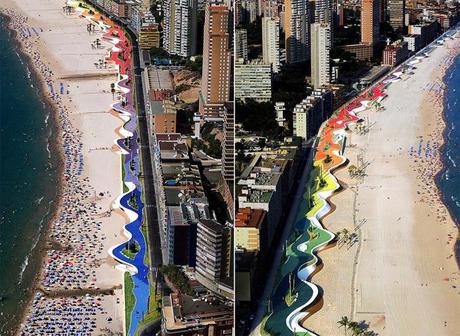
[306,37,460,335]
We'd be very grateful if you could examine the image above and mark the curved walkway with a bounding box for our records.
[263,84,387,336]
[71,3,150,335]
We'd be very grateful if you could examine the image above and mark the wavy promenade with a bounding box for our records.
[263,26,460,335]
[70,2,150,335]
[263,86,386,335]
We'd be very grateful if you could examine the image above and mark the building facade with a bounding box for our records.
[361,0,380,47]
[294,88,333,139]
[382,40,409,66]
[262,16,281,73]
[235,28,248,60]
[163,0,198,57]
[388,0,406,31]
[311,23,331,89]
[234,59,272,102]
[285,0,310,63]
[222,103,235,182]
[195,219,233,298]
[199,2,231,119]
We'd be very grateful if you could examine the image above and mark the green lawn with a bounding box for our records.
[121,241,140,260]
[124,272,135,333]
[121,156,128,193]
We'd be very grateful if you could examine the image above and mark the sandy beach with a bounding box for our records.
[1,0,127,334]
[304,35,460,335]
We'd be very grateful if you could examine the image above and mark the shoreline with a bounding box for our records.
[0,11,65,335]
[437,52,460,269]
[3,1,126,334]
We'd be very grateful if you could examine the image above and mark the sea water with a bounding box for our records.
[439,54,460,264]
[0,15,60,335]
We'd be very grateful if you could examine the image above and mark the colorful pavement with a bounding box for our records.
[71,2,150,335]
[263,84,386,336]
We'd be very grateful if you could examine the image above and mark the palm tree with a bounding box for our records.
[348,321,360,335]
[110,83,115,98]
[337,316,350,335]
[348,164,357,177]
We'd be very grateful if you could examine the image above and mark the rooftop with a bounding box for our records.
[163,293,232,332]
[235,208,266,228]
[147,67,173,91]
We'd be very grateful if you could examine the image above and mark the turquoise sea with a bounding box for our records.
[0,15,60,335]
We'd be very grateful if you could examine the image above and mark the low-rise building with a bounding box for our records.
[151,100,177,134]
[382,40,409,66]
[162,293,233,335]
[139,23,161,49]
[408,21,441,47]
[340,43,373,61]
[403,34,423,52]
[235,208,267,252]
[156,134,189,161]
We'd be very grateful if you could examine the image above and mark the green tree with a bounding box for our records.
[337,316,350,335]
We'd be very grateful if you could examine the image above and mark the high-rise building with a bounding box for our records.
[222,103,234,182]
[235,28,248,61]
[285,0,311,63]
[314,0,333,27]
[235,59,272,102]
[195,219,233,298]
[199,2,231,119]
[262,16,281,73]
[163,0,198,57]
[311,23,331,88]
[293,88,333,140]
[388,0,405,31]
[361,0,380,46]
[262,0,279,17]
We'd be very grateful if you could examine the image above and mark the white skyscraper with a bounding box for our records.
[314,0,333,26]
[163,0,198,57]
[262,16,281,73]
[311,23,331,88]
[314,0,333,42]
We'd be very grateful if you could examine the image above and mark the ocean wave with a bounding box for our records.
[18,255,29,284]
[447,152,457,168]
[18,199,54,284]
[35,196,44,205]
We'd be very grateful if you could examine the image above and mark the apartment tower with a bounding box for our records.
[262,16,281,73]
[361,0,380,45]
[388,0,405,31]
[235,28,248,61]
[285,0,311,63]
[163,0,198,57]
[195,219,233,298]
[311,23,331,88]
[222,103,234,183]
[199,1,231,119]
